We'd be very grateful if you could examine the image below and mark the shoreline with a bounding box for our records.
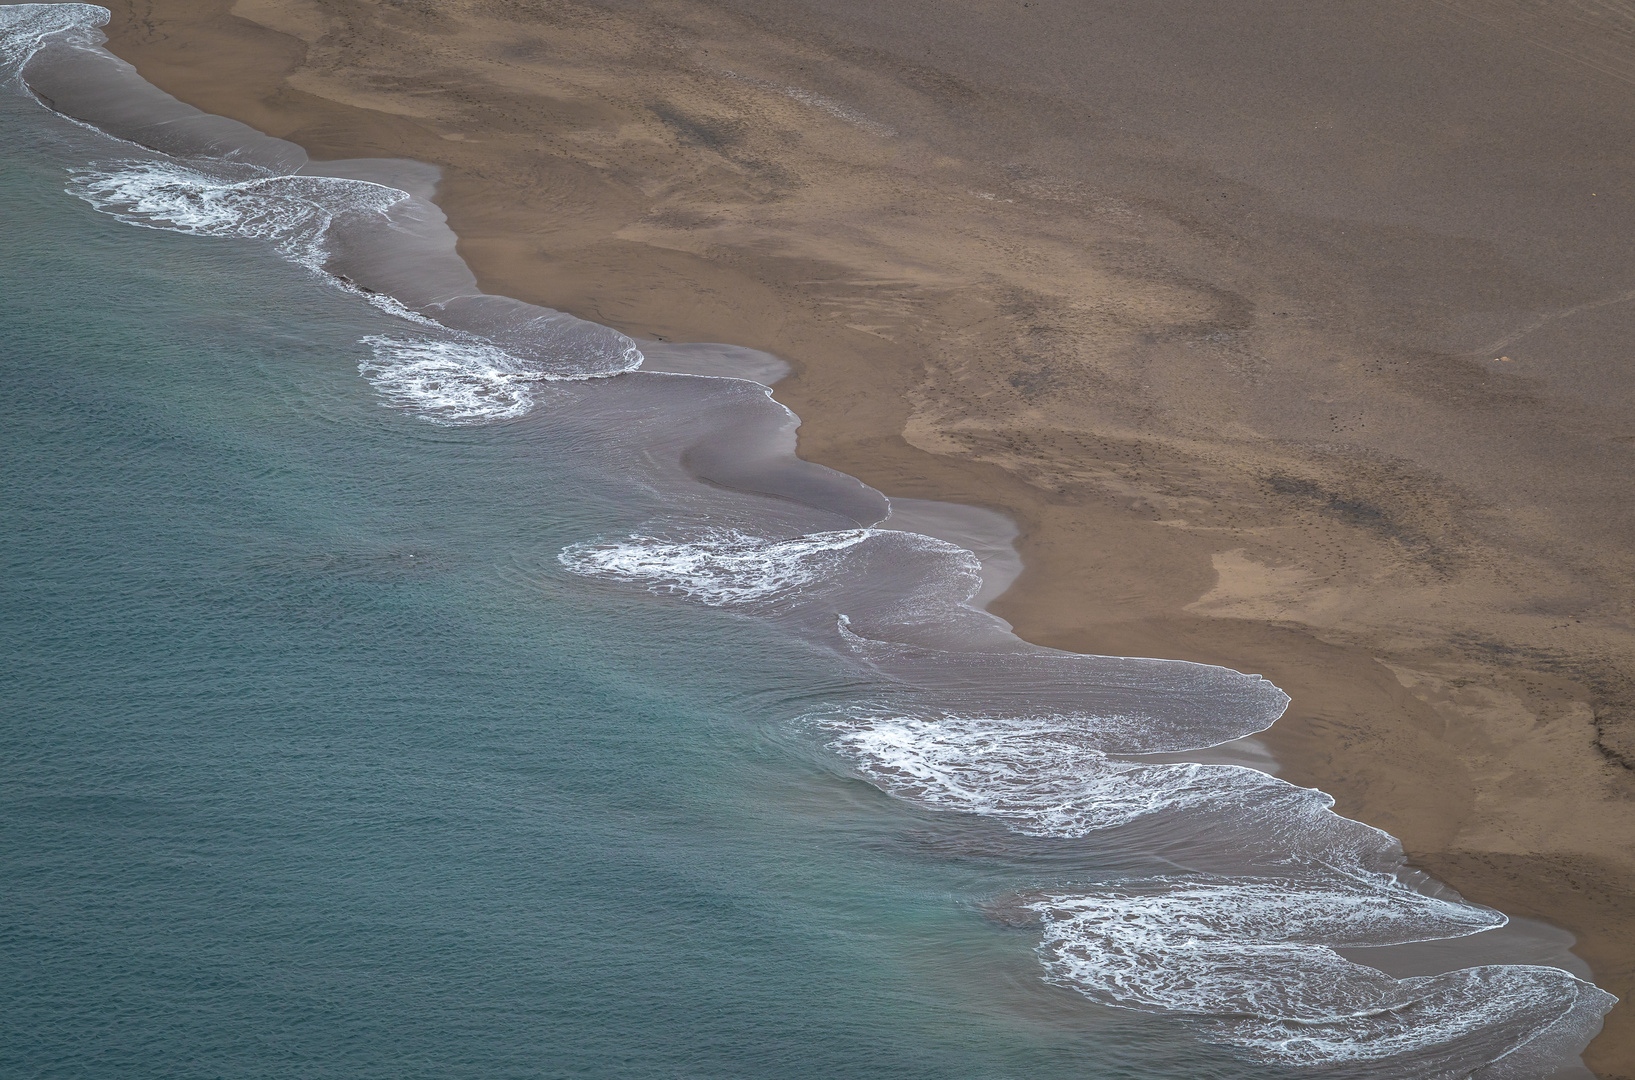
[85,0,1635,1072]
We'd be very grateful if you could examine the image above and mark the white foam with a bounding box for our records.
[821,711,1378,852]
[1044,876,1502,954]
[1029,879,1504,1020]
[1036,885,1596,1072]
[67,159,627,423]
[358,335,544,424]
[823,709,1616,1071]
[558,528,877,606]
[1237,967,1600,1075]
[67,159,407,271]
[0,3,105,71]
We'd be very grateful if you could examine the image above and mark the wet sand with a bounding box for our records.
[94,0,1635,1072]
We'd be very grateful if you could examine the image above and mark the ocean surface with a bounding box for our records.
[0,6,1616,1077]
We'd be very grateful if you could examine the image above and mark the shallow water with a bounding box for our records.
[0,6,1614,1077]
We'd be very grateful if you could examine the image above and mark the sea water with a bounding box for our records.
[0,6,1615,1077]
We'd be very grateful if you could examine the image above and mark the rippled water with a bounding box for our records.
[0,6,1614,1077]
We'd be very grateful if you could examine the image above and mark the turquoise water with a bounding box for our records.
[0,85,1250,1079]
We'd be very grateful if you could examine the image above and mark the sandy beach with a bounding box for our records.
[93,0,1635,1071]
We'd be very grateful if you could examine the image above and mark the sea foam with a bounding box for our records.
[557,528,971,607]
[68,160,407,270]
[69,156,550,424]
[560,520,1614,1072]
[822,706,1613,1072]
[64,154,636,419]
[0,2,104,68]
[358,335,545,424]
[4,3,639,422]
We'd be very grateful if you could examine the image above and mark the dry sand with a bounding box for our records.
[92,0,1635,1071]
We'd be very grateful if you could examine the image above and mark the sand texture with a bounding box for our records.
[95,0,1635,1071]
